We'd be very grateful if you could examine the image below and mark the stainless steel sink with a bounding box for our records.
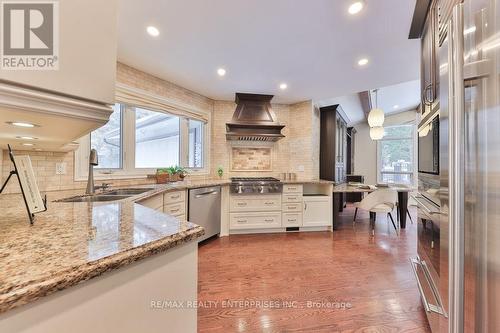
[57,195,132,203]
[56,188,154,203]
[104,188,154,195]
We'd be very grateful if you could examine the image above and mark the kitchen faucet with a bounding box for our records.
[85,149,111,195]
[85,149,99,195]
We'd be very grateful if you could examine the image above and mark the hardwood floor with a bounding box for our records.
[198,205,431,333]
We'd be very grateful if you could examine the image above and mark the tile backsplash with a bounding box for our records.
[231,147,272,171]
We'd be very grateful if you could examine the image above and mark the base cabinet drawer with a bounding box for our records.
[164,190,185,204]
[163,202,186,217]
[138,194,163,211]
[282,194,302,203]
[282,213,303,227]
[283,184,303,193]
[230,195,281,212]
[230,212,282,229]
[282,202,302,212]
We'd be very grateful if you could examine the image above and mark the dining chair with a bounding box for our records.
[353,189,399,235]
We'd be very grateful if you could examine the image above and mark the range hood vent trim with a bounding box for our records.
[225,93,285,142]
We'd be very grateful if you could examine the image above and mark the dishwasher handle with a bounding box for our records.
[194,189,219,198]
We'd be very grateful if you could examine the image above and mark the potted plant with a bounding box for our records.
[155,166,187,183]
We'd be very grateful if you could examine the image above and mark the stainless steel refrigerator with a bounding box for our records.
[438,0,500,332]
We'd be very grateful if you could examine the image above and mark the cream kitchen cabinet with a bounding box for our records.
[282,184,303,227]
[137,190,187,221]
[0,0,116,151]
[229,194,282,230]
[282,184,303,193]
[303,196,331,227]
[0,0,117,104]
[163,190,187,221]
[230,195,281,212]
[230,212,282,230]
[137,194,163,212]
[282,212,303,227]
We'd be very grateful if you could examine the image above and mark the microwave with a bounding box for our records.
[418,113,439,175]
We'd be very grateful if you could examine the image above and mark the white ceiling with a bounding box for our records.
[316,94,366,125]
[316,79,421,125]
[117,0,420,104]
[374,79,420,115]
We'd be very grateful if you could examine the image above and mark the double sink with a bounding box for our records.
[57,188,154,203]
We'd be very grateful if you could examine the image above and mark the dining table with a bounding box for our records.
[332,183,415,229]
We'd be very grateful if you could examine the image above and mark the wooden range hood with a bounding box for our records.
[226,93,285,142]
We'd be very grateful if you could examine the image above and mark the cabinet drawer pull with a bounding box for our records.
[237,202,247,206]
[287,197,297,200]
[288,218,297,222]
[170,194,180,199]
[169,208,180,213]
[288,187,297,190]
[237,219,247,223]
[264,219,274,222]
[265,202,274,205]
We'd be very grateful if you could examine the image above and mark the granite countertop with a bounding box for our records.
[0,179,232,314]
[0,178,333,314]
[281,179,335,185]
[333,183,415,193]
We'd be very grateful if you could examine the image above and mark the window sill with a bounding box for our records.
[74,173,149,182]
[74,171,210,182]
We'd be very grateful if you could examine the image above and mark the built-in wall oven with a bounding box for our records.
[412,173,446,333]
[412,26,445,333]
[418,111,440,175]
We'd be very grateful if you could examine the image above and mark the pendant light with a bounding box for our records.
[368,89,385,127]
[370,126,385,140]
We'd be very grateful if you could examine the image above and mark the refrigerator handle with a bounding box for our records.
[410,258,446,316]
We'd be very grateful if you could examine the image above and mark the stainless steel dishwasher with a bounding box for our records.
[188,186,221,242]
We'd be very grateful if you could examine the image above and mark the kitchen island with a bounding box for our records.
[0,181,223,333]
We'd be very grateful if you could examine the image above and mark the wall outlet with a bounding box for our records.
[55,162,67,175]
[297,165,305,172]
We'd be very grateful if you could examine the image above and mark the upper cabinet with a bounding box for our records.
[319,105,347,184]
[410,0,451,115]
[0,0,117,151]
[420,1,439,115]
[0,0,117,104]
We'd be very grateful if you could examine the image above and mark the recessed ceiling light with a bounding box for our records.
[464,26,476,35]
[279,83,288,90]
[22,143,34,147]
[217,68,226,76]
[348,1,364,15]
[16,136,37,140]
[146,26,160,37]
[7,121,37,128]
[357,58,369,66]
[393,105,399,109]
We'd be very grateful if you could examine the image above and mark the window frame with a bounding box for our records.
[74,103,210,181]
[376,123,417,186]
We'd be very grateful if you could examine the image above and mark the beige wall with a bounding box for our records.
[1,63,320,194]
[353,110,418,185]
[353,123,378,184]
[210,100,318,179]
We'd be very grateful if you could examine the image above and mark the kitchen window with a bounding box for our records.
[188,119,204,168]
[90,104,122,169]
[135,108,180,168]
[377,124,416,185]
[76,102,209,180]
